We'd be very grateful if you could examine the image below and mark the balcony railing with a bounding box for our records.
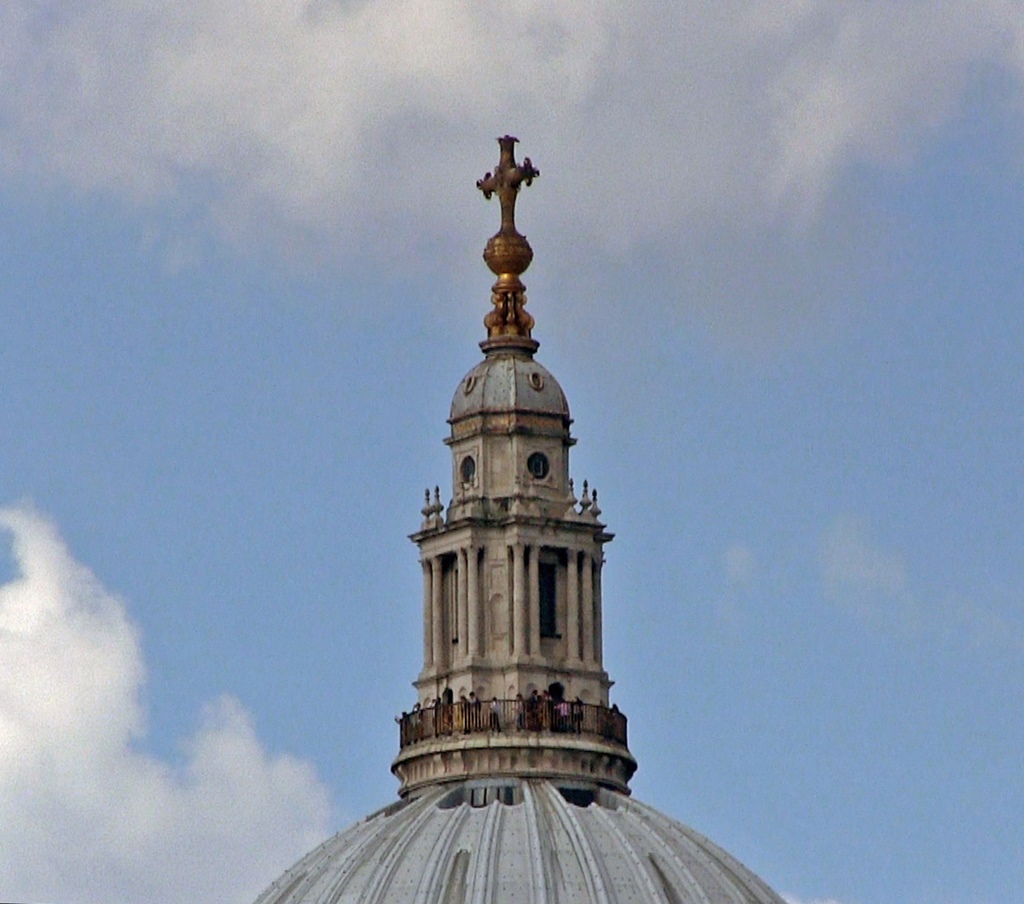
[397,698,627,750]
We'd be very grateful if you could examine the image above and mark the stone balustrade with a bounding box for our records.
[397,698,627,750]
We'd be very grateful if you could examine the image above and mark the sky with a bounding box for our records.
[1,3,1022,903]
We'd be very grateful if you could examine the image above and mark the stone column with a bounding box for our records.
[467,546,480,659]
[422,559,433,667]
[581,552,594,664]
[431,556,445,671]
[528,545,540,656]
[566,550,579,663]
[513,543,527,658]
[457,549,468,664]
[593,556,603,665]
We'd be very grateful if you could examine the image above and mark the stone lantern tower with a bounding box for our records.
[391,136,636,798]
[252,137,788,904]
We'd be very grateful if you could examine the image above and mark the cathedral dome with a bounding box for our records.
[253,779,786,904]
[449,350,570,425]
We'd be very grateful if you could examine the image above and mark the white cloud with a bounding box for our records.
[2,2,1022,353]
[0,504,331,904]
[717,542,758,628]
[760,2,1014,215]
[0,1,1021,258]
[820,516,1024,654]
[724,543,756,587]
[821,516,908,606]
[938,592,1024,655]
[820,516,926,640]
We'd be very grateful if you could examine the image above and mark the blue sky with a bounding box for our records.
[1,4,1022,903]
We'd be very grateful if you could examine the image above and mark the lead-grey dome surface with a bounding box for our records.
[253,780,786,904]
[450,353,570,423]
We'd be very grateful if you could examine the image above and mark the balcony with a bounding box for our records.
[397,698,628,750]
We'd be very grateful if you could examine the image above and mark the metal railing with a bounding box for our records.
[397,698,627,750]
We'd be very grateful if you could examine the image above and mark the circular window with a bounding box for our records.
[526,452,550,479]
[460,455,476,483]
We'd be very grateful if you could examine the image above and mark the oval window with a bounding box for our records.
[527,452,549,479]
[460,455,476,483]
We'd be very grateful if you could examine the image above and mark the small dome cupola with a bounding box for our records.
[449,356,570,426]
[444,137,576,518]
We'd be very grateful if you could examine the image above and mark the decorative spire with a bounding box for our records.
[579,480,592,514]
[420,486,445,530]
[477,136,540,349]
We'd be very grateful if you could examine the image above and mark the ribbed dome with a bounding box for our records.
[450,352,569,424]
[253,780,786,904]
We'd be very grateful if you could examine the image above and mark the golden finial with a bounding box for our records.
[477,136,540,349]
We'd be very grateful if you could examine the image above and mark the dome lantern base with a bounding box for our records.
[392,716,637,798]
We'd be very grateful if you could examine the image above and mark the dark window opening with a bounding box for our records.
[557,786,596,808]
[442,555,458,643]
[539,561,558,638]
[527,452,549,479]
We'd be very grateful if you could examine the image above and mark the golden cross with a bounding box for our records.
[476,135,539,236]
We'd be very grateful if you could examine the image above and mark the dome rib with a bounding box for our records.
[358,809,406,903]
[625,799,770,904]
[589,801,667,903]
[362,790,443,904]
[627,808,713,904]
[442,850,470,904]
[539,783,612,904]
[629,801,743,903]
[317,804,404,903]
[466,797,502,904]
[521,784,552,904]
[414,801,471,904]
